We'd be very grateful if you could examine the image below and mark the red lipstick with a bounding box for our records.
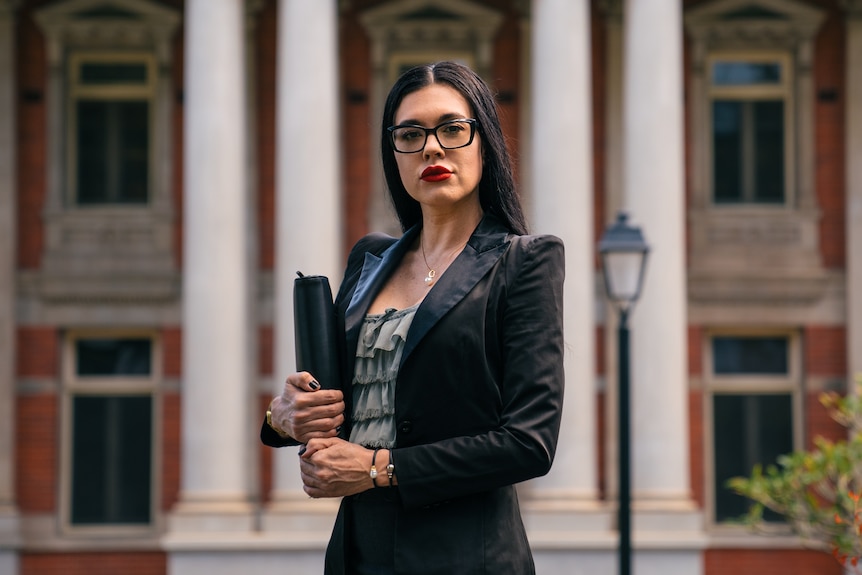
[421,166,452,182]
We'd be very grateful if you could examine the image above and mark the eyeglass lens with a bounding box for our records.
[390,120,474,153]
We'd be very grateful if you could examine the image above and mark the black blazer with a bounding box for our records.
[264,214,565,574]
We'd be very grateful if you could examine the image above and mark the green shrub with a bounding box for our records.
[727,376,862,570]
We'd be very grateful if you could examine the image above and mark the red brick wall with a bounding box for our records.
[161,392,181,512]
[259,395,274,504]
[21,552,166,575]
[340,4,373,254]
[596,391,606,499]
[592,2,606,266]
[16,7,46,270]
[161,328,181,510]
[161,327,182,377]
[814,4,846,270]
[705,549,842,575]
[491,8,520,187]
[805,326,847,377]
[806,390,847,449]
[689,389,705,508]
[688,325,703,376]
[257,0,277,271]
[16,394,58,513]
[17,327,58,377]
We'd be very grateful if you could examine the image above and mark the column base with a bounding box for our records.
[261,496,339,544]
[163,497,257,550]
[168,549,325,575]
[527,498,705,575]
[523,497,616,548]
[631,497,706,548]
[0,506,20,575]
[0,505,20,547]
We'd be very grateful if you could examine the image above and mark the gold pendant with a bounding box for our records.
[424,269,436,285]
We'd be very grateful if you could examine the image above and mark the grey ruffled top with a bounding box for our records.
[348,304,418,449]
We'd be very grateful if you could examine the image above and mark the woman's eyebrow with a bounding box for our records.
[394,112,466,126]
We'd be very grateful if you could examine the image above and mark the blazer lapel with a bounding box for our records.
[344,225,421,367]
[342,214,511,376]
[402,215,510,364]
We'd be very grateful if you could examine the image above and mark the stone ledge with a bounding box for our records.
[688,272,830,305]
[0,507,20,549]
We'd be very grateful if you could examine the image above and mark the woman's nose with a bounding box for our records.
[423,132,445,158]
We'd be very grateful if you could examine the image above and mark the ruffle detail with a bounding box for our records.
[348,304,417,448]
[358,305,418,356]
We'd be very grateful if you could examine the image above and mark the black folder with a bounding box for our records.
[293,272,341,390]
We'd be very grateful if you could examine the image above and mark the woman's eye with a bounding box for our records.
[398,129,422,141]
[440,124,465,134]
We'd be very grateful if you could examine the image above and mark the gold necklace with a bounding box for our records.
[420,237,467,286]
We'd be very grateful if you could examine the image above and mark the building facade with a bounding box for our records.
[1,0,860,574]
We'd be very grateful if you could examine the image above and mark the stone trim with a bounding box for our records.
[33,0,181,304]
[684,0,827,305]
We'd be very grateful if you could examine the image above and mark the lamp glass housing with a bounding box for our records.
[602,251,646,304]
[598,211,650,310]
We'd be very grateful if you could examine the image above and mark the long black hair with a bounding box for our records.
[380,61,528,235]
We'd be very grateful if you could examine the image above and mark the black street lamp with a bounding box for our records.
[598,211,650,575]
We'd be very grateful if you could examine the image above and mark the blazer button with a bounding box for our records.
[398,420,413,434]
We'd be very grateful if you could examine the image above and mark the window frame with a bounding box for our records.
[706,51,795,207]
[60,329,162,536]
[703,328,803,532]
[66,51,157,208]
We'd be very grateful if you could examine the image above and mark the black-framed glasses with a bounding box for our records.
[387,118,477,154]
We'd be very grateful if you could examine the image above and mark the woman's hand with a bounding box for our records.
[299,438,379,498]
[268,372,345,444]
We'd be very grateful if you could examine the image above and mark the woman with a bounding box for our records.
[262,61,565,575]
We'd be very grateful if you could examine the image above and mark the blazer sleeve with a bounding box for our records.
[393,234,565,508]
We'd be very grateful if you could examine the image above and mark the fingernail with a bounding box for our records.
[298,446,307,456]
[335,425,343,434]
[309,380,321,391]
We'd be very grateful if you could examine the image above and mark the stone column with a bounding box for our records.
[0,2,21,570]
[847,2,862,389]
[623,0,690,506]
[264,0,342,534]
[168,0,254,537]
[622,0,703,566]
[529,0,597,502]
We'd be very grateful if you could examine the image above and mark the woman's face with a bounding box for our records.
[392,83,483,215]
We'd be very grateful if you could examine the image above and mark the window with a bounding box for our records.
[708,55,792,205]
[707,333,801,525]
[68,53,156,206]
[63,334,159,530]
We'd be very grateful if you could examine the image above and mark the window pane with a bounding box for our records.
[76,338,151,376]
[76,100,149,205]
[71,395,152,524]
[753,101,784,203]
[713,336,788,375]
[77,101,108,203]
[712,101,742,203]
[712,62,781,86]
[118,101,150,203]
[80,63,148,85]
[712,100,785,204]
[713,393,793,522]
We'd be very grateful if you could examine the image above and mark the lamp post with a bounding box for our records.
[598,211,650,575]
